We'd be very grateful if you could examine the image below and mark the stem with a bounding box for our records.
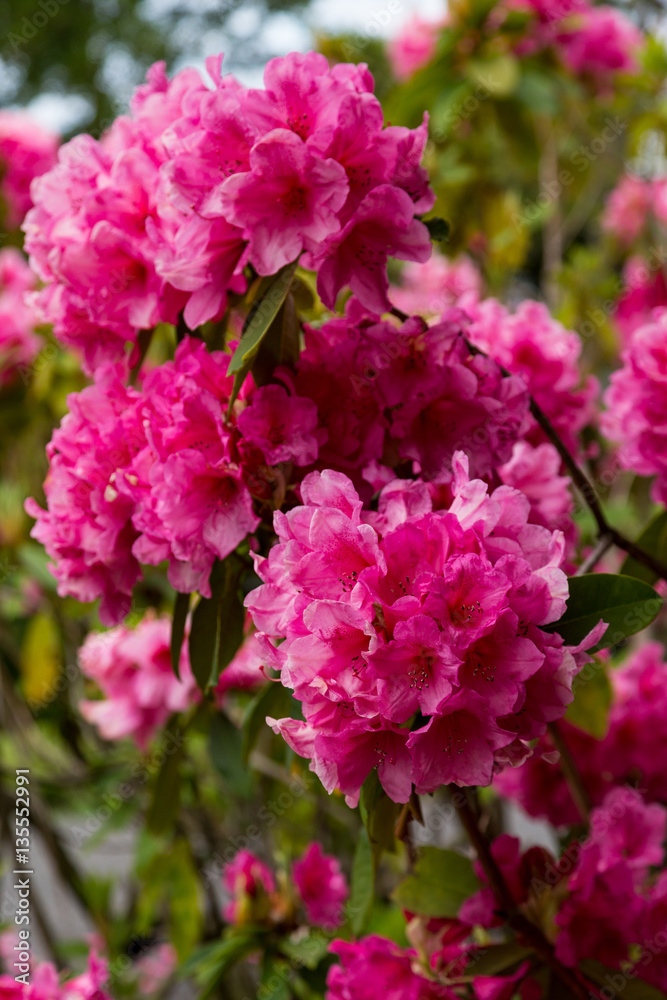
[547,721,592,823]
[453,787,591,1000]
[577,533,614,576]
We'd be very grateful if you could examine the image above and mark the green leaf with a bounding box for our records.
[183,933,260,999]
[580,960,666,999]
[209,712,253,797]
[349,827,375,935]
[168,839,203,962]
[189,556,245,692]
[170,590,190,679]
[620,511,667,585]
[279,933,330,970]
[566,659,612,738]
[242,681,301,764]
[392,847,478,918]
[228,259,299,404]
[542,574,662,651]
[423,216,450,243]
[359,771,399,856]
[146,727,184,835]
[252,291,301,387]
[467,943,533,978]
[259,958,292,1000]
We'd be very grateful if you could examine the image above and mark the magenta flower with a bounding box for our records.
[221,850,276,924]
[292,843,349,929]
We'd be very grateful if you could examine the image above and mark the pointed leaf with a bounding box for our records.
[566,659,612,738]
[209,712,253,797]
[620,511,667,585]
[392,847,478,918]
[542,574,662,651]
[242,681,301,764]
[171,590,190,678]
[349,827,374,935]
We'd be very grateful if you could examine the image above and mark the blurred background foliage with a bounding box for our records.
[3,1,667,997]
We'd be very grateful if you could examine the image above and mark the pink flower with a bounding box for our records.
[237,384,324,466]
[222,849,276,924]
[602,310,667,504]
[79,614,197,748]
[467,297,598,455]
[327,936,454,1000]
[218,130,348,273]
[0,248,42,386]
[391,253,482,319]
[134,944,177,996]
[313,186,432,314]
[387,16,447,81]
[6,951,112,1000]
[556,5,643,78]
[292,842,349,929]
[246,454,586,806]
[0,111,59,229]
[634,871,667,990]
[602,174,652,245]
[473,962,542,1000]
[25,366,145,625]
[587,787,666,881]
[614,256,667,345]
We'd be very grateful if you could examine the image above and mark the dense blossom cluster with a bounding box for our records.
[222,844,348,929]
[246,456,602,805]
[613,255,667,343]
[293,302,528,495]
[602,309,667,504]
[26,337,322,623]
[602,172,667,245]
[496,640,667,824]
[22,52,434,374]
[0,950,111,1000]
[0,111,58,230]
[0,248,42,386]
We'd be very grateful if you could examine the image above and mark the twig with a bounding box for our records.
[453,787,591,1000]
[547,722,592,823]
[577,534,614,576]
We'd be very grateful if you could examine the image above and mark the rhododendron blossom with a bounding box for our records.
[23,51,433,372]
[78,615,196,748]
[0,248,42,386]
[26,337,323,621]
[0,951,111,1000]
[0,111,58,229]
[222,849,276,924]
[391,253,482,320]
[292,842,349,929]
[246,456,600,805]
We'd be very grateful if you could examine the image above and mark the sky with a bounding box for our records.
[26,0,445,132]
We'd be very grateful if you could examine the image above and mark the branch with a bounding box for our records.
[453,787,591,1000]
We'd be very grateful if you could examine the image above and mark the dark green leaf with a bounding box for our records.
[168,839,203,961]
[620,511,667,585]
[171,590,190,678]
[146,731,184,835]
[423,217,450,242]
[242,681,301,765]
[217,558,245,675]
[189,556,245,692]
[542,574,662,651]
[349,827,374,935]
[566,659,612,738]
[183,933,260,1000]
[392,847,478,918]
[228,259,299,404]
[581,960,666,999]
[252,291,301,387]
[467,943,533,978]
[259,959,292,1000]
[359,771,399,856]
[209,712,253,798]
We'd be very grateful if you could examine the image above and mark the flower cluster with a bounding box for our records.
[466,297,598,455]
[293,303,529,495]
[602,309,667,504]
[246,455,600,805]
[0,111,58,230]
[222,844,348,930]
[602,173,667,246]
[387,14,448,81]
[510,0,643,80]
[0,248,42,387]
[613,255,667,344]
[496,640,667,824]
[391,252,482,319]
[26,337,322,623]
[0,950,111,1000]
[23,52,434,374]
[78,615,197,748]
